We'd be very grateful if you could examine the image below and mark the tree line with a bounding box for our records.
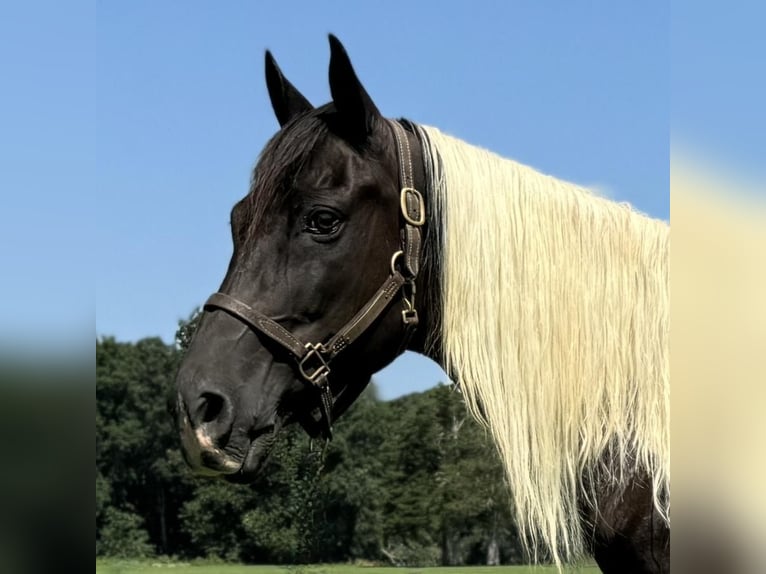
[96,321,526,565]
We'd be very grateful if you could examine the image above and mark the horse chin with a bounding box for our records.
[224,421,281,484]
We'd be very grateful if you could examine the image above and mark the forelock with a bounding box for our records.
[242,110,331,234]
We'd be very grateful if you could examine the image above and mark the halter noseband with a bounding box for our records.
[202,120,424,439]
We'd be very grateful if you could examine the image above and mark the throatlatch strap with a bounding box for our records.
[390,120,424,279]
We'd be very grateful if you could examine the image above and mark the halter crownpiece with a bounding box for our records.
[203,119,425,440]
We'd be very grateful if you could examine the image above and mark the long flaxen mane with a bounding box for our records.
[414,125,670,565]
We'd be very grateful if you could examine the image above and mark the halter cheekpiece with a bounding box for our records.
[203,120,425,439]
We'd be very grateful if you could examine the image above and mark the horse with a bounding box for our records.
[174,35,669,573]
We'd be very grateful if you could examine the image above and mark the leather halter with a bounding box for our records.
[203,120,425,439]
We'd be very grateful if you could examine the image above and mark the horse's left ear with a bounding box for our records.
[328,34,382,142]
[265,50,314,127]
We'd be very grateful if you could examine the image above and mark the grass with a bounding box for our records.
[95,559,600,574]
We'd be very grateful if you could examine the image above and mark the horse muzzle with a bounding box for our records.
[175,388,278,480]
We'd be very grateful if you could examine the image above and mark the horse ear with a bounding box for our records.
[265,50,313,127]
[328,34,381,142]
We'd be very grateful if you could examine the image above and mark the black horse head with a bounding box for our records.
[175,36,433,483]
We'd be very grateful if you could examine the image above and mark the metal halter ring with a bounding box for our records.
[390,250,404,275]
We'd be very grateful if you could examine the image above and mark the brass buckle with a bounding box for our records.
[298,343,330,385]
[400,187,425,227]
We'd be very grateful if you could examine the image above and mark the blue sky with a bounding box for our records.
[4,2,673,397]
[1,2,93,352]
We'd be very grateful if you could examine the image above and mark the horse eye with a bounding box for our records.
[304,208,343,236]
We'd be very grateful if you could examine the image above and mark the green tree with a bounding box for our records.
[96,317,525,565]
[311,383,392,562]
[97,506,153,558]
[431,385,519,565]
[96,336,193,556]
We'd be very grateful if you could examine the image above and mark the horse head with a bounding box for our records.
[174,36,430,483]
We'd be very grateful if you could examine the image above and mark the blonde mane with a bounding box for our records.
[417,125,669,565]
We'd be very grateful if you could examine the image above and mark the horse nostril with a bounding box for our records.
[199,392,225,424]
